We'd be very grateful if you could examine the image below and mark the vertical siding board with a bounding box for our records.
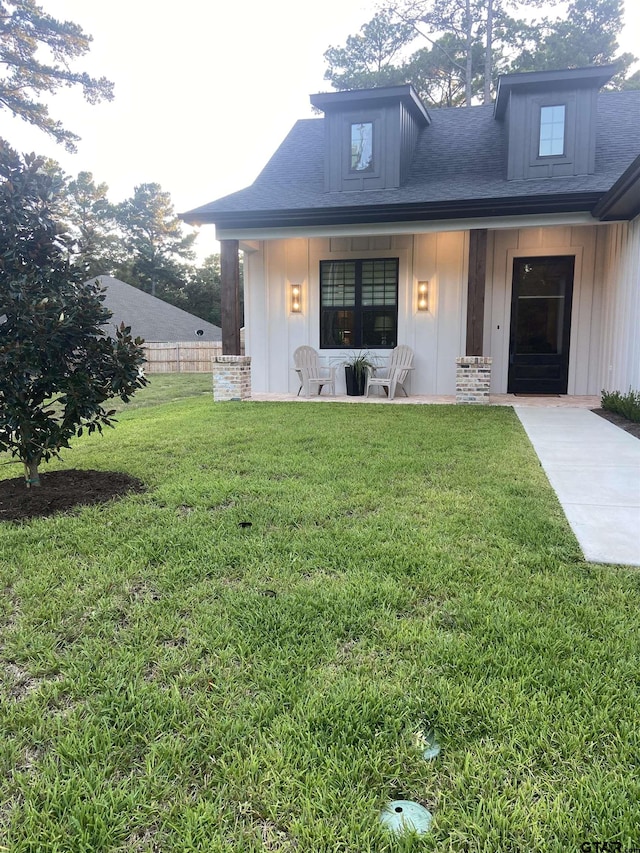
[434,231,466,394]
[413,232,439,394]
[587,225,607,392]
[598,224,617,391]
[286,238,311,392]
[590,220,639,394]
[488,229,519,393]
[568,225,595,395]
[629,221,640,389]
[615,219,640,390]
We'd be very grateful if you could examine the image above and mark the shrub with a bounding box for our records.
[601,388,640,423]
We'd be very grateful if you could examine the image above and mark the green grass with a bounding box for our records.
[110,372,212,413]
[1,384,639,852]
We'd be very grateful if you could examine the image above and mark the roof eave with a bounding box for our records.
[494,64,617,119]
[310,85,431,127]
[189,193,605,231]
[592,154,640,221]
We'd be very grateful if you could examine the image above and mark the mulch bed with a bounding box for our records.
[0,469,146,523]
[592,408,640,440]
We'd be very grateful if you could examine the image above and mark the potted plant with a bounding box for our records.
[343,350,375,396]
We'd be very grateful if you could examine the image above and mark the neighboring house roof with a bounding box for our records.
[94,275,221,342]
[182,86,640,230]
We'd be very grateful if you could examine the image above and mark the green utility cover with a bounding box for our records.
[380,800,433,835]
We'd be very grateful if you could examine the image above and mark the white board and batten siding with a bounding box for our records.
[244,234,467,395]
[599,219,640,393]
[243,223,636,396]
[487,222,640,395]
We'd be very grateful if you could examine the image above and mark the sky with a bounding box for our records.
[4,0,640,260]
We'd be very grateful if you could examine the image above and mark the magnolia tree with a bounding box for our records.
[0,143,147,487]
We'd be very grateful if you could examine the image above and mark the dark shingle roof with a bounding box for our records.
[182,89,640,228]
[96,276,221,342]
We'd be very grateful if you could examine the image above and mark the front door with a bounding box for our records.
[508,256,575,394]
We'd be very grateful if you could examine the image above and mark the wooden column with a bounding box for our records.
[466,229,488,356]
[220,238,241,355]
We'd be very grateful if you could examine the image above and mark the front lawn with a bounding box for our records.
[1,387,638,852]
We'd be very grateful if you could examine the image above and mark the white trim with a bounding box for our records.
[216,212,599,242]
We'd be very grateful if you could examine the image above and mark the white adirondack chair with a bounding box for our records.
[365,345,414,400]
[293,346,336,397]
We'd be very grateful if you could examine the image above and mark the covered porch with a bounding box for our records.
[215,216,635,401]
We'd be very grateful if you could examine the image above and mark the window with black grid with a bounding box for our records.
[320,258,398,348]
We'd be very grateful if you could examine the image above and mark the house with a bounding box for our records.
[95,275,223,373]
[95,275,221,342]
[181,66,640,398]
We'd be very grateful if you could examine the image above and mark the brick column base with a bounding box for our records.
[212,355,252,401]
[456,356,492,404]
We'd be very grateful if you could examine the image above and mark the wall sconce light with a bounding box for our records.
[290,283,302,313]
[417,280,429,312]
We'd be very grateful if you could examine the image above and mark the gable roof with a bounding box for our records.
[182,87,640,232]
[95,276,221,342]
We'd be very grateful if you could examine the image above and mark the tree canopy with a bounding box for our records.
[0,142,146,486]
[324,0,638,107]
[37,165,230,328]
[114,183,196,299]
[0,0,113,150]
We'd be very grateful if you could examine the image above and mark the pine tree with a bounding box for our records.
[0,0,113,151]
[115,183,196,298]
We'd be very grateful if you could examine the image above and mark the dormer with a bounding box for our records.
[494,65,616,181]
[310,85,430,193]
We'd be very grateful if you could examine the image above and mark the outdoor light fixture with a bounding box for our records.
[290,282,302,313]
[417,280,429,311]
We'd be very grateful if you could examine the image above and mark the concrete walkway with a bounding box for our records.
[516,407,640,567]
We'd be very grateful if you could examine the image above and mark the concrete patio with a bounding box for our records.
[248,392,602,408]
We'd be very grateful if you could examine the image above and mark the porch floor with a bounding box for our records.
[247,391,639,567]
[249,392,601,408]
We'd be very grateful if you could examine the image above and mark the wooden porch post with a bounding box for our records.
[466,229,488,356]
[220,238,241,355]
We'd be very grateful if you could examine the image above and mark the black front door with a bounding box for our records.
[508,256,575,394]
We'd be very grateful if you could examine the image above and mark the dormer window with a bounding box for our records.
[351,122,374,171]
[494,66,615,180]
[539,105,566,157]
[309,86,430,192]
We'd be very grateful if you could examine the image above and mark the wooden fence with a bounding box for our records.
[142,342,222,373]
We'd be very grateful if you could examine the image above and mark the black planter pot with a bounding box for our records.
[345,365,367,396]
